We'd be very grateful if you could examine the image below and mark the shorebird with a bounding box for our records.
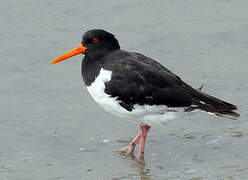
[50,29,239,157]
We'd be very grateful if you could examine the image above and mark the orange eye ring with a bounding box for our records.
[92,37,99,43]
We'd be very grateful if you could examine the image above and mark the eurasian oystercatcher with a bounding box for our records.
[50,29,239,157]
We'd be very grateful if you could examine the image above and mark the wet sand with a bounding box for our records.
[1,0,248,179]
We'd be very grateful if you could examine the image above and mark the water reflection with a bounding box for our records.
[113,153,152,180]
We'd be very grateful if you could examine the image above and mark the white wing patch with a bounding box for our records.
[86,68,182,125]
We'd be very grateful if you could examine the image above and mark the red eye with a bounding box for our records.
[92,37,99,43]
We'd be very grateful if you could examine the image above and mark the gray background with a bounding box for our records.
[1,0,248,179]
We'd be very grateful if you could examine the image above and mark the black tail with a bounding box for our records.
[186,88,239,118]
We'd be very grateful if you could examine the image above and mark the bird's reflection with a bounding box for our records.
[117,152,152,180]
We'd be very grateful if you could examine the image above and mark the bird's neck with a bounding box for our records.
[81,56,103,86]
[81,49,120,86]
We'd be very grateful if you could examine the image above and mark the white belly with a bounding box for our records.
[86,68,182,125]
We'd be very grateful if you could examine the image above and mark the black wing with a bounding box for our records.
[104,51,192,111]
[103,50,239,118]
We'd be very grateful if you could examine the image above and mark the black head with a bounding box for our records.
[81,29,120,60]
[50,29,120,65]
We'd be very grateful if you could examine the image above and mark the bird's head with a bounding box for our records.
[50,29,120,64]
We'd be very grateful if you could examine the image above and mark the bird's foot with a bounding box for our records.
[115,133,141,154]
[115,145,130,153]
[115,125,151,158]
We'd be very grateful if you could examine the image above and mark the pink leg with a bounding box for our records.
[115,132,141,153]
[127,134,141,153]
[138,125,151,157]
[115,125,151,157]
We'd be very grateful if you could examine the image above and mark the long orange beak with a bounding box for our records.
[50,44,87,64]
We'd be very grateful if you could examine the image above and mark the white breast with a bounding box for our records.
[86,68,181,125]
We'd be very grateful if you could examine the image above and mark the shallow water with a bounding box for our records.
[1,0,248,179]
